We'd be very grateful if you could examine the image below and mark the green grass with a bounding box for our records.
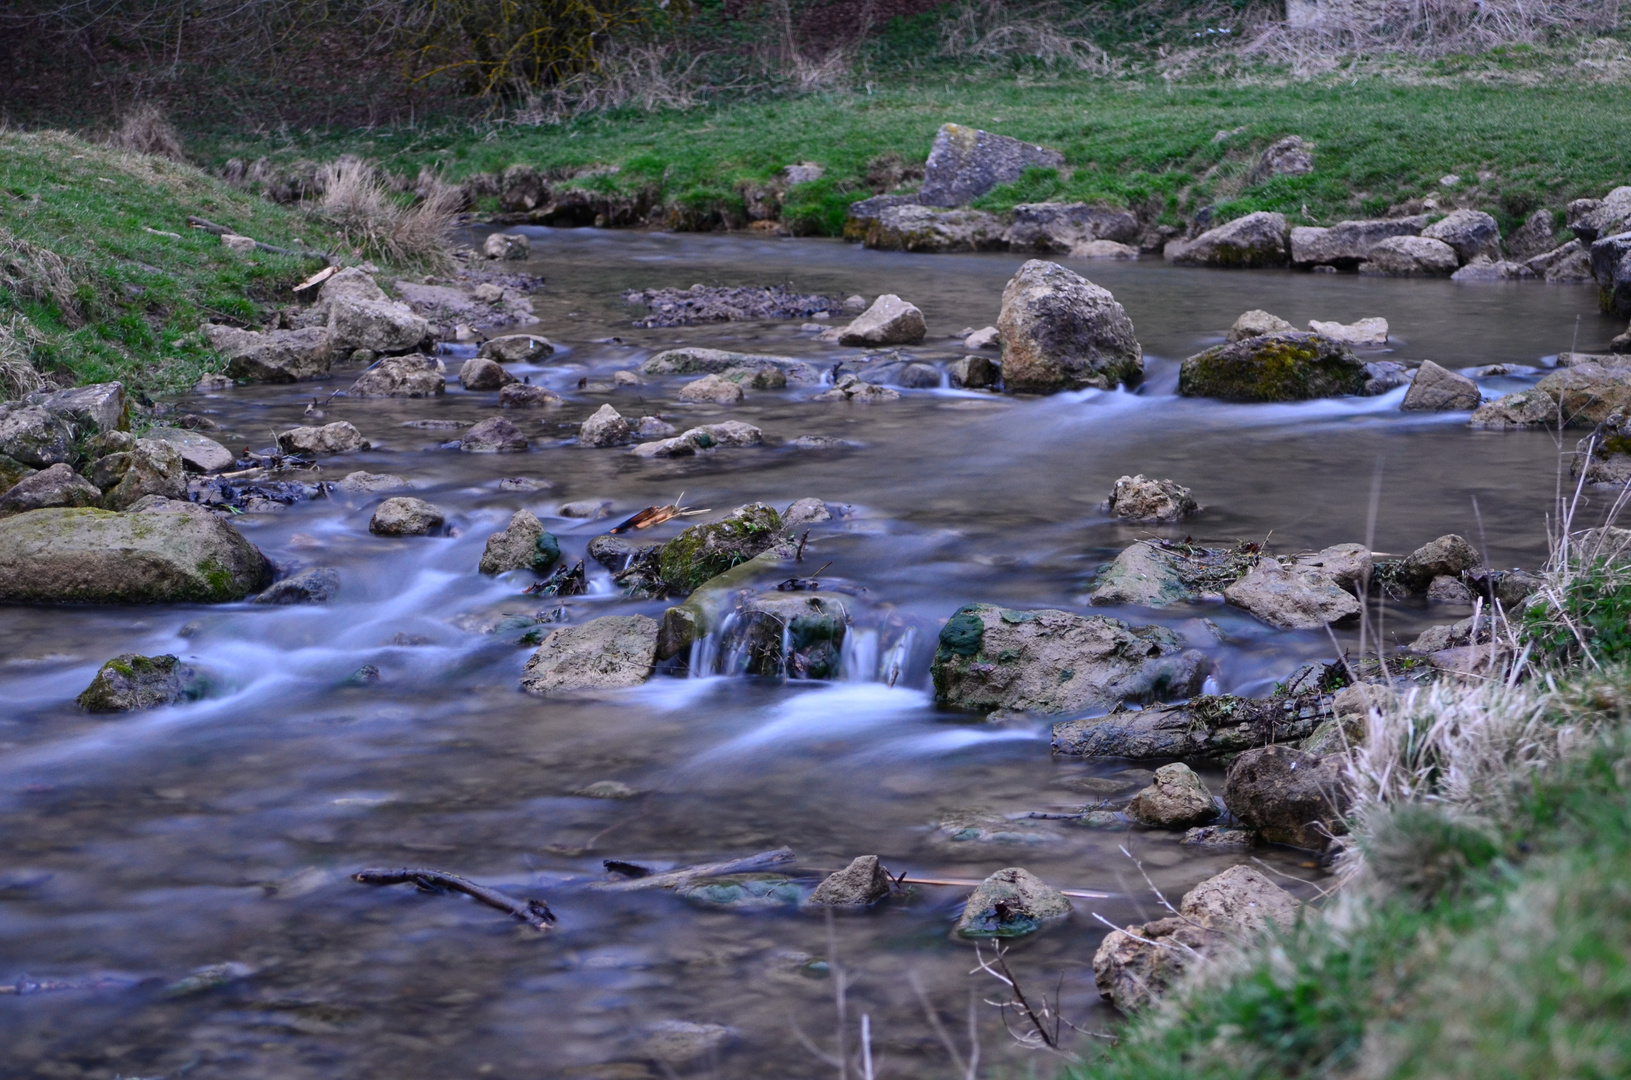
[1062,676,1631,1080]
[0,128,333,397]
[193,73,1631,238]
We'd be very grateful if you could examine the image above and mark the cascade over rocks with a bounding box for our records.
[931,603,1209,714]
[1167,211,1289,268]
[1179,332,1367,401]
[520,614,659,693]
[996,260,1142,393]
[0,506,272,603]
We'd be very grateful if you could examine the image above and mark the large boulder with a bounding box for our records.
[1358,235,1459,277]
[1178,332,1366,401]
[277,421,369,456]
[317,266,388,306]
[460,416,528,452]
[1400,360,1479,411]
[919,124,1065,207]
[1093,865,1300,1012]
[1531,363,1631,426]
[478,509,559,574]
[0,405,73,467]
[25,382,128,435]
[1421,209,1501,263]
[863,205,1006,252]
[94,439,188,510]
[76,653,191,712]
[996,260,1142,393]
[931,603,1209,714]
[837,295,927,346]
[1224,744,1352,849]
[658,503,785,594]
[368,497,445,536]
[1569,186,1631,244]
[1005,202,1140,251]
[580,404,632,447]
[143,428,234,473]
[1223,559,1361,629]
[1125,763,1218,828]
[678,374,745,404]
[520,614,659,693]
[327,298,430,355]
[1053,690,1334,760]
[954,867,1070,938]
[0,505,271,603]
[216,326,334,383]
[640,348,818,384]
[1246,135,1313,185]
[1289,216,1426,268]
[0,463,99,516]
[1106,475,1196,521]
[347,355,445,398]
[1167,212,1289,268]
[805,855,891,908]
[1590,231,1631,317]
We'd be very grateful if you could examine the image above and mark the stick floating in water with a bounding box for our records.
[352,868,556,931]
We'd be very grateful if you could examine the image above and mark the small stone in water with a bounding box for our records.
[559,499,612,519]
[163,961,254,998]
[573,780,641,799]
[348,664,382,685]
[498,476,551,492]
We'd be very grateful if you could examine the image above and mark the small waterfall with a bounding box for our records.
[881,627,917,688]
[688,612,737,677]
[839,628,879,683]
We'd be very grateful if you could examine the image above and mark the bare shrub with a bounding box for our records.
[512,39,720,120]
[0,228,85,327]
[309,158,456,266]
[108,103,187,163]
[937,0,1117,73]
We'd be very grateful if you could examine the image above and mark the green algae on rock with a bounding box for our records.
[1178,331,1366,402]
[656,502,786,595]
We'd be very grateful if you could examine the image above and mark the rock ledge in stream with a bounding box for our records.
[520,614,659,693]
[1052,691,1335,760]
[931,603,1209,714]
[0,506,272,604]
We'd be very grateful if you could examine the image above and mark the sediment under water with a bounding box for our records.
[0,229,1620,1079]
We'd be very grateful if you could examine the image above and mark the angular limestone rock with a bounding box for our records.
[520,614,659,693]
[954,867,1070,937]
[997,260,1142,393]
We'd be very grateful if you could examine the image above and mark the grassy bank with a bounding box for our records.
[1060,540,1631,1079]
[194,69,1631,238]
[0,129,331,397]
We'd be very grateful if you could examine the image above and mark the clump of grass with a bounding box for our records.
[0,315,45,399]
[0,227,86,327]
[107,103,188,163]
[310,157,458,267]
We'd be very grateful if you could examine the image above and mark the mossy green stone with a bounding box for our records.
[656,502,783,595]
[534,531,561,573]
[1178,331,1367,402]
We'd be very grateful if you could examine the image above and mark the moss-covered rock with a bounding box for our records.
[77,653,192,712]
[931,603,1209,714]
[1178,331,1367,402]
[0,506,272,604]
[955,867,1071,937]
[657,502,786,595]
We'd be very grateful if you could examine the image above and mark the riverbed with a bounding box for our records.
[0,229,1618,1079]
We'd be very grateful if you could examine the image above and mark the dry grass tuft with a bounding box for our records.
[309,157,458,266]
[0,315,45,400]
[513,40,721,120]
[938,0,1118,74]
[108,103,188,163]
[0,228,86,328]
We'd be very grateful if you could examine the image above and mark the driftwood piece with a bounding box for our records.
[186,216,327,260]
[588,848,796,892]
[352,868,556,931]
[895,873,1110,900]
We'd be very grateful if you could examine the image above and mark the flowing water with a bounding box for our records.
[0,229,1621,1080]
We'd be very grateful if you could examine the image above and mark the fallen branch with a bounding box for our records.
[186,216,327,260]
[588,847,795,892]
[351,867,556,931]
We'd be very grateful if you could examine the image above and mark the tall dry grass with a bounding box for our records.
[0,227,85,327]
[106,103,187,162]
[937,0,1118,74]
[309,157,459,266]
[0,315,44,400]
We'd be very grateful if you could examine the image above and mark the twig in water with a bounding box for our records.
[587,847,794,892]
[352,867,555,930]
[970,941,1077,1058]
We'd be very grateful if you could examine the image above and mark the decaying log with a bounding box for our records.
[588,847,796,892]
[352,867,556,930]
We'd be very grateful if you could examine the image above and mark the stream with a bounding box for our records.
[0,228,1619,1080]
